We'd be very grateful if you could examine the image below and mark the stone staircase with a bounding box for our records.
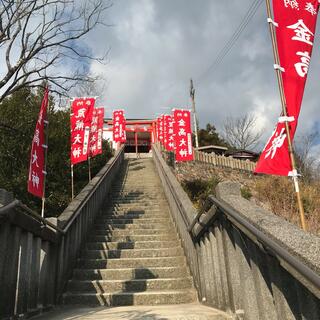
[63,158,198,306]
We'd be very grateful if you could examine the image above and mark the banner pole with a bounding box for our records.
[265,0,306,230]
[71,164,74,200]
[69,98,75,200]
[88,157,92,181]
[41,111,49,218]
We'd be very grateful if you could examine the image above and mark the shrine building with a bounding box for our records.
[104,118,157,153]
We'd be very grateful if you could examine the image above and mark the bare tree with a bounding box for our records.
[0,0,112,102]
[74,74,108,97]
[294,131,319,182]
[222,114,263,150]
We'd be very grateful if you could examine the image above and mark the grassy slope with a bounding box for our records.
[174,161,320,236]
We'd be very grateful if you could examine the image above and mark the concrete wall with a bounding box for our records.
[0,147,124,320]
[153,145,320,320]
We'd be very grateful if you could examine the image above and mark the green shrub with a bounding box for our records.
[241,185,252,200]
[182,177,220,208]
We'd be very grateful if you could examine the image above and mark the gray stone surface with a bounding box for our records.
[216,181,320,295]
[0,188,14,206]
[63,158,197,307]
[32,304,231,319]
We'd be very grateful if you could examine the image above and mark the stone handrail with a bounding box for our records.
[152,144,320,320]
[0,146,125,320]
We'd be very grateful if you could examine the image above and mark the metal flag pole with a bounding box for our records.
[265,0,306,230]
[41,104,49,218]
[190,78,199,149]
[88,156,92,181]
[71,164,74,200]
[69,98,75,200]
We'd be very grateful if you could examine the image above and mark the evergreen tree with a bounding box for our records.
[0,88,112,216]
[197,123,229,148]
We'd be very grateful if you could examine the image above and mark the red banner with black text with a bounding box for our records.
[70,97,95,165]
[173,109,193,162]
[255,0,319,176]
[28,87,49,198]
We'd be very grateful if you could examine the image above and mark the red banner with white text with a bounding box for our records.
[255,0,319,176]
[113,110,126,143]
[163,115,168,148]
[164,115,175,151]
[28,87,49,198]
[158,116,164,144]
[90,107,104,157]
[173,109,193,162]
[70,97,95,165]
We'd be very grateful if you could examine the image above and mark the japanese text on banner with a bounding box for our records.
[90,107,104,157]
[113,110,126,143]
[164,115,175,151]
[70,97,95,165]
[28,88,49,198]
[255,0,319,176]
[173,109,194,162]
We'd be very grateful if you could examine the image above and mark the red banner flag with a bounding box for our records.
[173,109,194,162]
[255,0,319,176]
[164,115,175,151]
[70,97,95,165]
[113,110,126,143]
[90,107,104,157]
[121,112,126,143]
[28,88,49,198]
[163,115,168,148]
[97,108,105,154]
[158,116,164,144]
[156,118,159,142]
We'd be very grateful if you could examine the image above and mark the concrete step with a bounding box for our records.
[105,205,168,211]
[108,199,168,205]
[98,213,169,221]
[93,222,172,230]
[63,289,197,306]
[83,247,184,259]
[112,188,163,193]
[85,240,181,251]
[67,277,193,293]
[102,209,169,216]
[62,158,198,309]
[88,234,177,243]
[77,256,186,269]
[101,209,169,216]
[92,229,175,237]
[96,217,172,225]
[72,266,190,280]
[110,192,165,198]
[111,196,165,201]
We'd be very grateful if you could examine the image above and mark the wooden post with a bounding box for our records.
[190,79,199,148]
[135,131,138,157]
[265,0,306,230]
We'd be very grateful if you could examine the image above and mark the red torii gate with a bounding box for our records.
[104,118,157,154]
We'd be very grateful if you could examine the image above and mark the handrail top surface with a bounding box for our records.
[58,146,124,232]
[152,144,320,295]
[194,194,320,293]
[0,146,125,238]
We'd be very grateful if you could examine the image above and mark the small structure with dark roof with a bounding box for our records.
[226,149,259,162]
[196,145,228,155]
